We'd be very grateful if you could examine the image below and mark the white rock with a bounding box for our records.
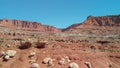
[6,44,11,47]
[84,62,92,68]
[42,58,51,64]
[42,57,54,66]
[58,58,66,65]
[64,56,71,63]
[6,50,16,57]
[31,63,40,68]
[69,62,79,68]
[4,55,10,60]
[29,59,36,64]
[85,62,89,64]
[29,51,36,57]
[48,59,54,66]
[30,52,36,56]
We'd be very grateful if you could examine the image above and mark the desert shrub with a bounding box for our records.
[19,42,32,49]
[8,33,11,35]
[13,33,16,36]
[90,46,96,52]
[0,64,2,68]
[96,40,110,44]
[35,41,46,49]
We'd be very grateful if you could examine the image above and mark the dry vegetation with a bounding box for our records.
[0,29,119,68]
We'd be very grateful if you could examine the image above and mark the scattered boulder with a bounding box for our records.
[31,63,40,68]
[64,56,71,63]
[6,44,11,48]
[69,62,79,68]
[42,57,54,66]
[58,56,71,65]
[6,50,16,57]
[48,58,54,66]
[42,58,52,64]
[29,59,36,64]
[29,51,36,58]
[1,50,16,61]
[84,62,92,68]
[58,58,66,65]
[3,55,10,61]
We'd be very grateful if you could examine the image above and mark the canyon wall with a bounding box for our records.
[0,19,61,32]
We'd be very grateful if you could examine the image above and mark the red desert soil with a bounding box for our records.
[0,42,120,68]
[0,46,117,68]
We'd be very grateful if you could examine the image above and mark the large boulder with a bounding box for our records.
[6,50,16,57]
[29,51,36,58]
[31,63,40,68]
[3,55,10,61]
[69,62,79,68]
[58,58,66,65]
[42,57,54,66]
[84,62,92,68]
[42,58,52,64]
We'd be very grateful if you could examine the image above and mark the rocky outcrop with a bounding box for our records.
[64,15,120,30]
[82,15,120,26]
[63,15,120,34]
[0,19,61,32]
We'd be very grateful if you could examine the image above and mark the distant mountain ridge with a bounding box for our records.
[63,15,120,34]
[82,15,120,26]
[0,19,61,32]
[0,14,120,33]
[63,15,120,31]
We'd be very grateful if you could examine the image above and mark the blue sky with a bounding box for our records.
[0,0,120,28]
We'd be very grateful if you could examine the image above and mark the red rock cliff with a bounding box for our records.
[82,15,120,26]
[63,15,120,34]
[64,15,120,30]
[0,19,61,32]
